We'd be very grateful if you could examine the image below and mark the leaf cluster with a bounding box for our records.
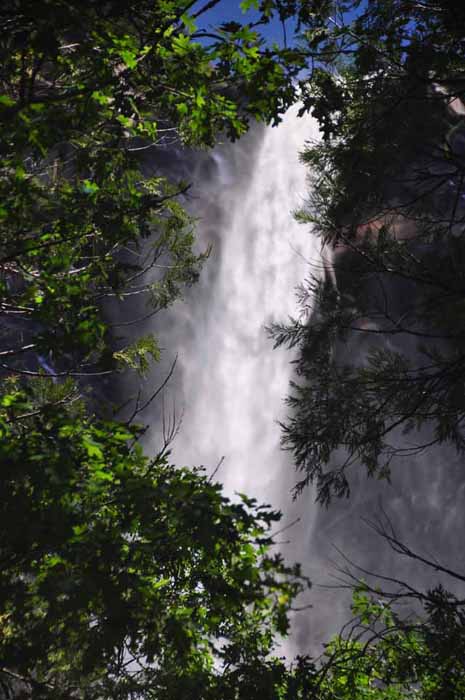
[0,383,312,699]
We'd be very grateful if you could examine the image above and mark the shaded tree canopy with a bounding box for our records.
[267,3,465,699]
[271,0,465,504]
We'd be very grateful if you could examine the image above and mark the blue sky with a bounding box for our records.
[191,1,298,46]
[190,1,366,49]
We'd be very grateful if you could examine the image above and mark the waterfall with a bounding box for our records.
[165,107,318,502]
[140,107,316,511]
[138,106,322,654]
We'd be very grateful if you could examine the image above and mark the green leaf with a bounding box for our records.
[240,0,259,12]
[181,14,197,35]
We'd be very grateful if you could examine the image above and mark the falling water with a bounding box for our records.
[166,108,318,501]
[139,107,317,512]
[137,106,322,653]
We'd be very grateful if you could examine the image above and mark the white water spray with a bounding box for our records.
[143,108,337,654]
[162,107,319,509]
